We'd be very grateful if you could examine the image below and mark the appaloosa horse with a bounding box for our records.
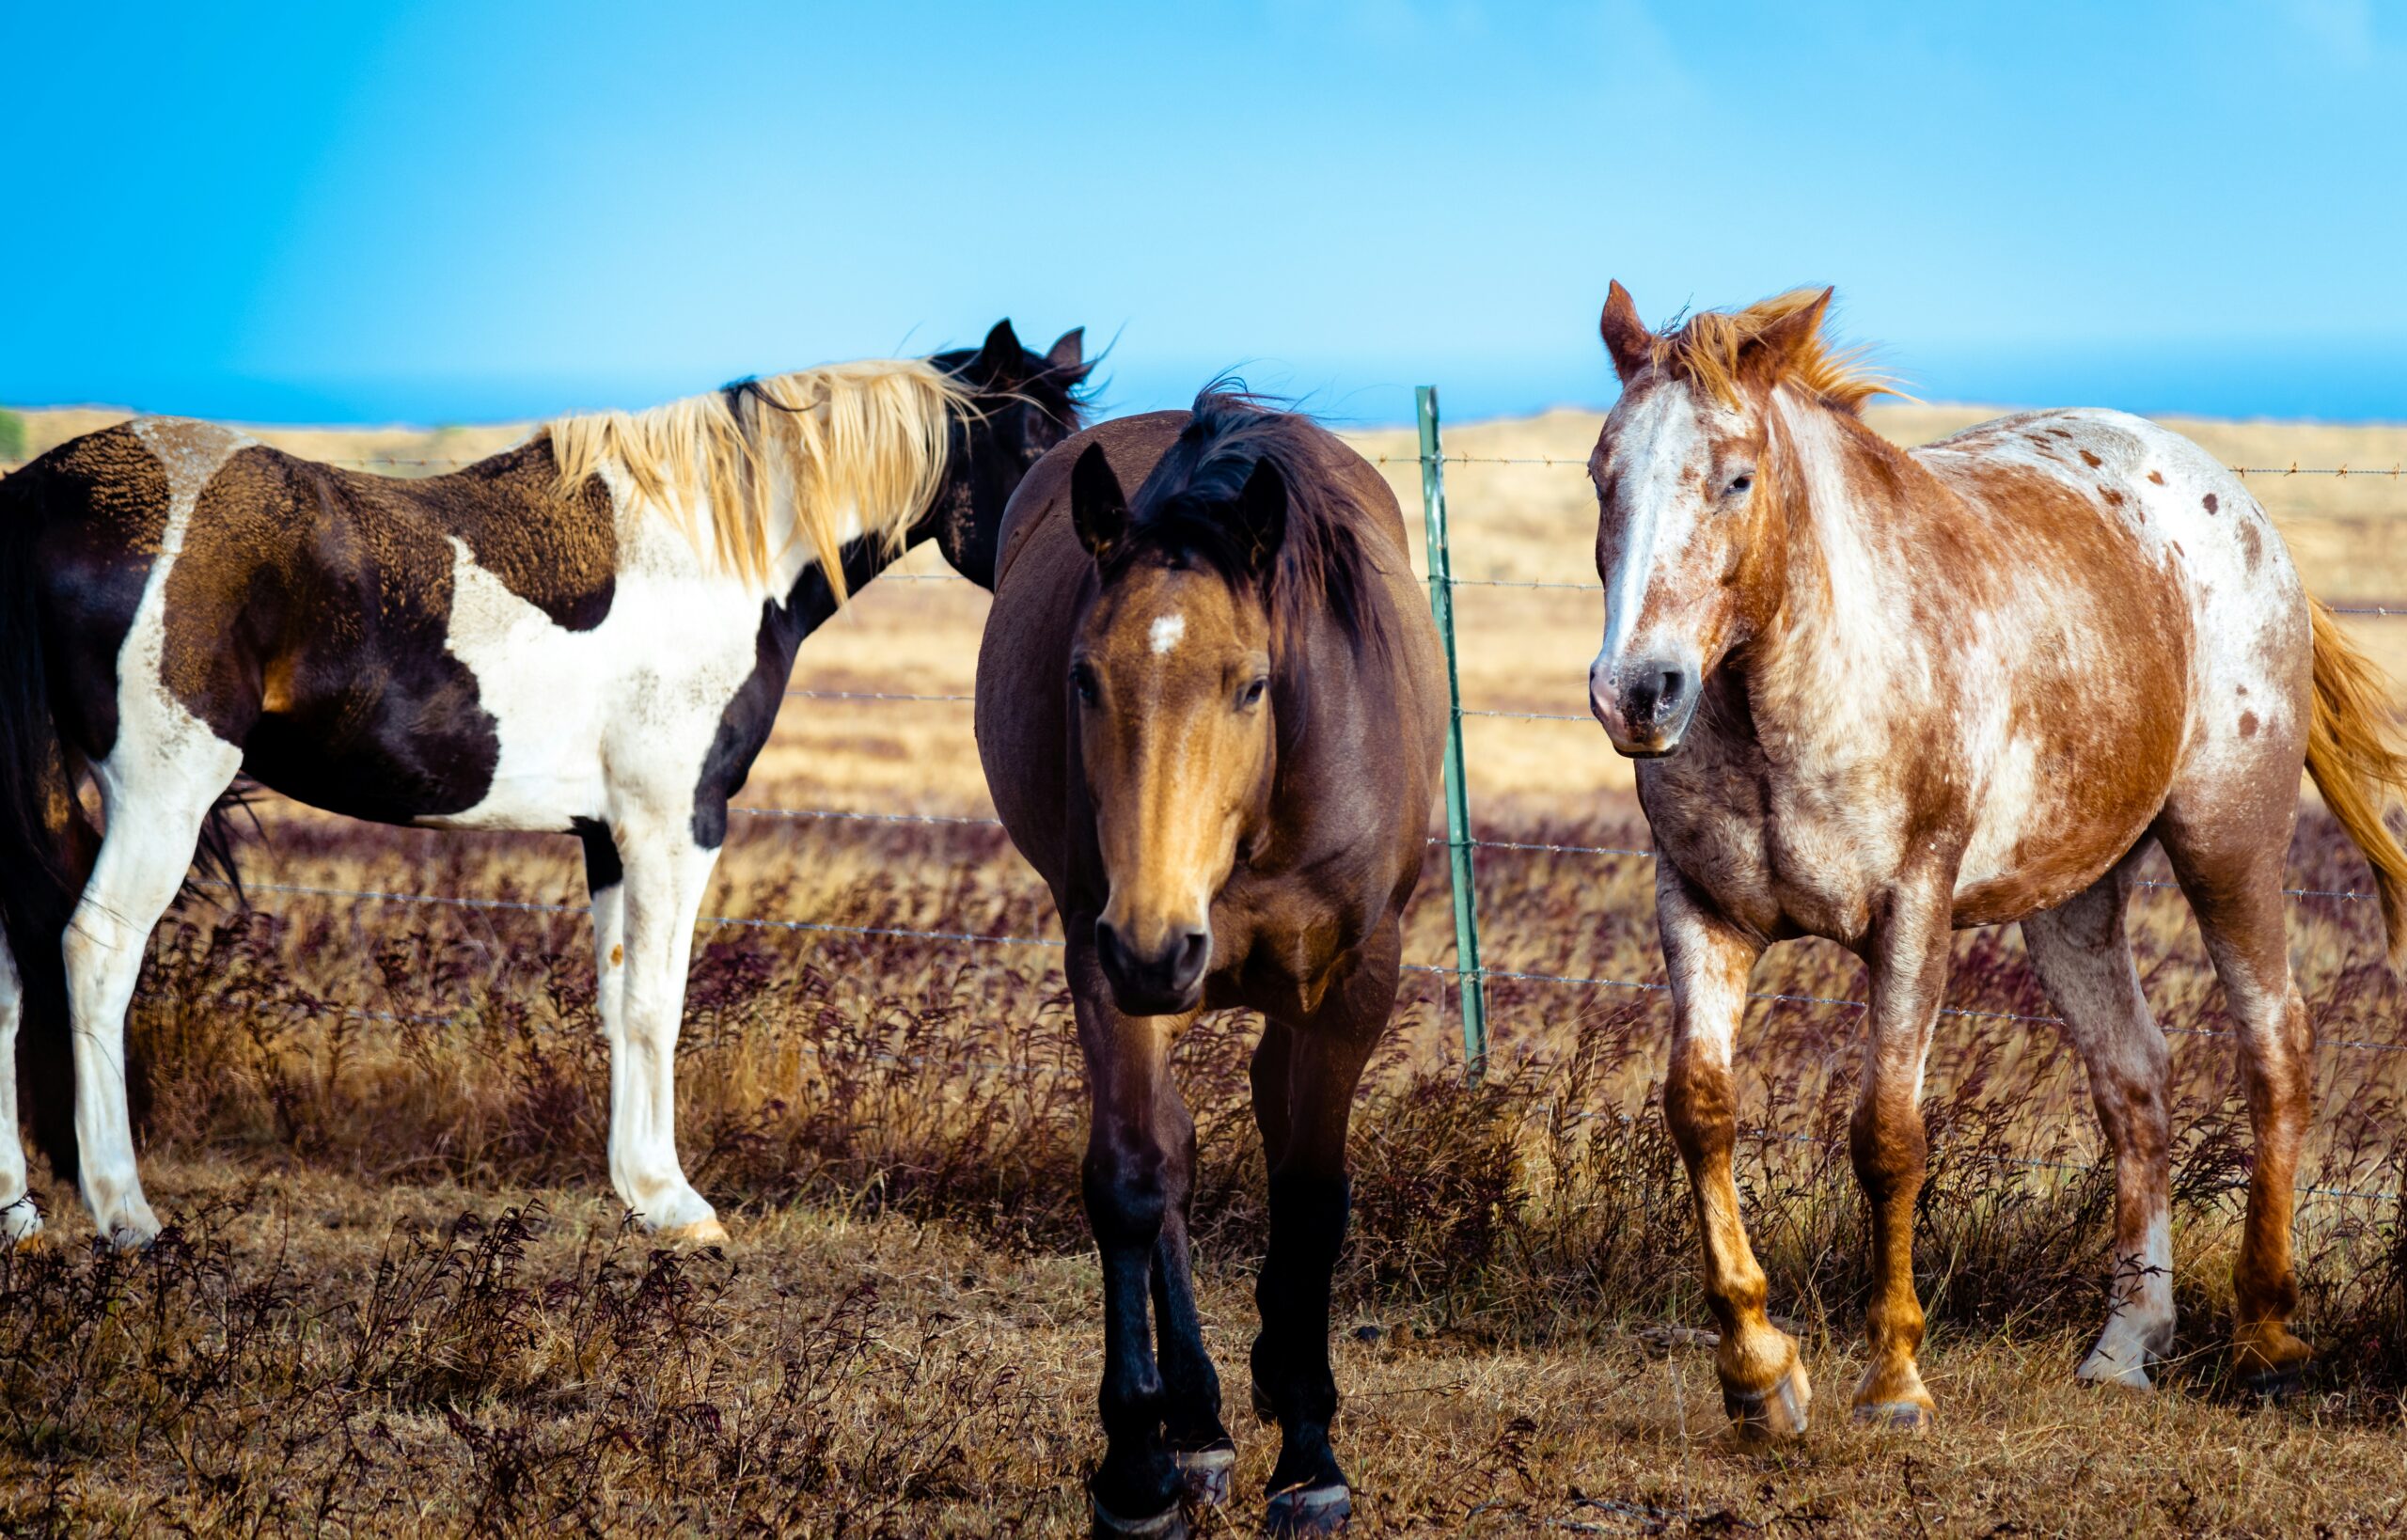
[1584,282,2407,1434]
[977,393,1443,1535]
[0,321,1088,1249]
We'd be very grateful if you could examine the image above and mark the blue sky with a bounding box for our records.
[5,1,2403,426]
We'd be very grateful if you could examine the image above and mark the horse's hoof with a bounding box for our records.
[103,1220,160,1253]
[1724,1359,1811,1441]
[1264,1483,1351,1535]
[1172,1441,1236,1507]
[2,1200,41,1252]
[1092,1495,1187,1539]
[1251,1377,1277,1423]
[657,1217,728,1248]
[1851,1400,1932,1433]
[2237,1361,2306,1401]
[2076,1352,2155,1393]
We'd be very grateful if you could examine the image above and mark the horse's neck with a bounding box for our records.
[1749,395,1924,730]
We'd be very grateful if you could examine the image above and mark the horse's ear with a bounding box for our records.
[1235,457,1287,577]
[978,319,1025,374]
[1740,288,1833,384]
[1071,443,1126,563]
[1599,280,1653,385]
[1045,327,1086,374]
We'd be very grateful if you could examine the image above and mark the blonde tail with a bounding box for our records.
[2304,599,2407,971]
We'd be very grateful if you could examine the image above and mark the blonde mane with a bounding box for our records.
[1655,290,1896,414]
[545,358,973,597]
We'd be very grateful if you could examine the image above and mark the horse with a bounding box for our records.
[1582,281,2407,1434]
[976,392,1443,1536]
[0,320,1090,1250]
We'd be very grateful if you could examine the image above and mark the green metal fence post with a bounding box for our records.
[1415,385,1489,1078]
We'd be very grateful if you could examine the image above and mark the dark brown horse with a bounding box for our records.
[976,393,1443,1535]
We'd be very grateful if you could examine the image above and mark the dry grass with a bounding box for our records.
[5,804,2406,1533]
[6,402,2407,1532]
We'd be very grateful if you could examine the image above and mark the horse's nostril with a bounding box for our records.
[1657,668,1686,715]
[1174,930,1210,983]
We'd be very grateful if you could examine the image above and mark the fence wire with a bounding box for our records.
[101,432,2407,1214]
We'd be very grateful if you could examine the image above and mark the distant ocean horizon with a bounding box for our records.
[8,338,2403,432]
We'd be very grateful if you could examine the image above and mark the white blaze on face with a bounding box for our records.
[1596,384,1710,673]
[1149,611,1186,656]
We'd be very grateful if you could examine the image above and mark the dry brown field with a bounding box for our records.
[5,401,2407,1533]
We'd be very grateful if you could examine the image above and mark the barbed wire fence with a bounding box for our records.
[55,397,2407,1213]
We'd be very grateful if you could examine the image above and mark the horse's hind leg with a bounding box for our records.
[2022,858,2175,1390]
[71,740,242,1247]
[2156,794,2316,1394]
[0,934,38,1246]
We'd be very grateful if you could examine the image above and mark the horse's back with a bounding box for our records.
[1912,407,2312,915]
[1915,405,2311,714]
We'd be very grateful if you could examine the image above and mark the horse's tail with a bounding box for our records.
[0,464,91,1184]
[2305,597,2407,973]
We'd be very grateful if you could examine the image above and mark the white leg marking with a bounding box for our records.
[604,825,722,1236]
[2024,882,2177,1391]
[70,745,240,1248]
[0,936,40,1246]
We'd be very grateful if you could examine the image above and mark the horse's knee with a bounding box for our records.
[1083,1142,1170,1247]
[1848,1100,1927,1202]
[1663,1052,1738,1165]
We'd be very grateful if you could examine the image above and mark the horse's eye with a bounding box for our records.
[1072,663,1100,706]
[1236,676,1268,711]
[1724,472,1754,499]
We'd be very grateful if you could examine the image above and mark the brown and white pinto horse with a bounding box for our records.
[0,322,1087,1249]
[1584,284,2407,1433]
[977,393,1443,1536]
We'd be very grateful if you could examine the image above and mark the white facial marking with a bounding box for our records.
[1149,612,1186,656]
[1597,385,1708,670]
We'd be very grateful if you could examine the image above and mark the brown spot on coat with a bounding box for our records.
[2147,470,2164,484]
[2238,519,2261,569]
[2079,449,2102,468]
[610,943,624,967]
[2239,711,2259,738]
[2099,486,2125,508]
[2203,493,2219,514]
[162,447,509,818]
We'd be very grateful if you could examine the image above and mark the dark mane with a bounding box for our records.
[1109,389,1387,660]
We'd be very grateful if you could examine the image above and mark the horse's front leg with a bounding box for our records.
[598,814,724,1242]
[1148,1076,1235,1508]
[1849,878,1952,1430]
[1069,919,1196,1537]
[1657,868,1805,1438]
[1249,920,1397,1536]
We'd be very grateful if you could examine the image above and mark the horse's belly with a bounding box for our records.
[1948,715,2178,927]
[437,541,764,830]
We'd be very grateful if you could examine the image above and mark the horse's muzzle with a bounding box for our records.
[1095,918,1210,1016]
[1589,655,1700,758]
